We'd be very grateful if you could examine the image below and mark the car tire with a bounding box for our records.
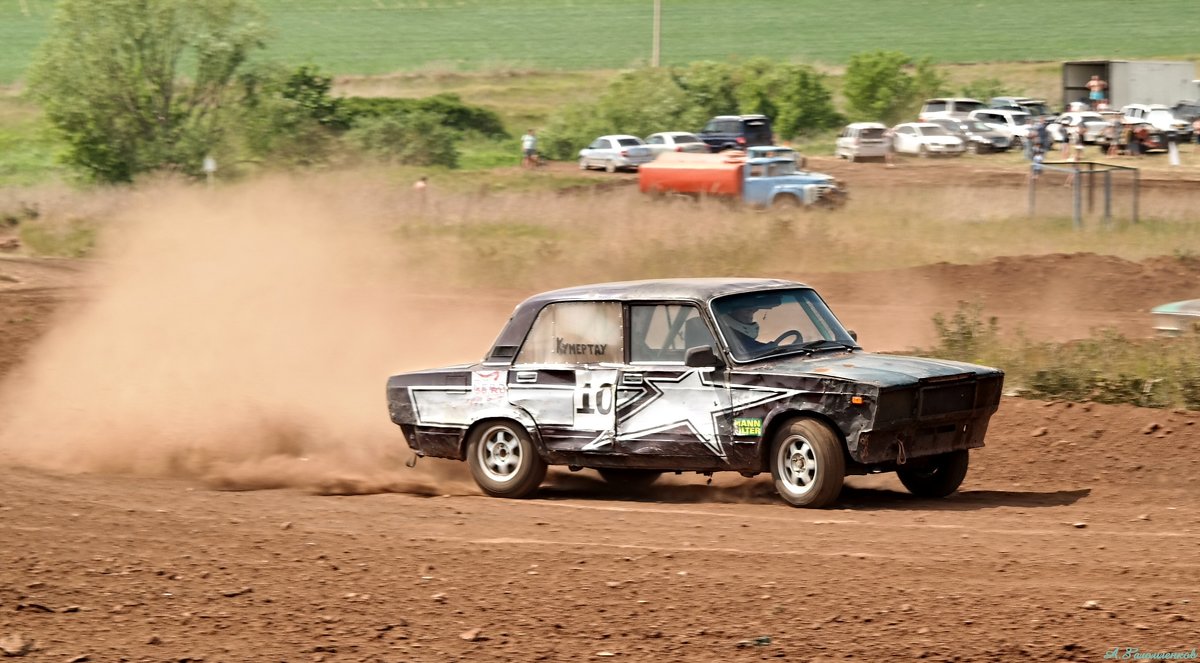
[769,418,845,508]
[967,142,978,155]
[846,153,856,163]
[578,158,588,170]
[918,145,929,158]
[896,449,969,498]
[605,160,616,173]
[466,421,547,499]
[771,194,802,208]
[597,468,662,489]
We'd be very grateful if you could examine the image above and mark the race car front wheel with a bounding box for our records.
[770,418,845,508]
[896,449,969,498]
[467,421,547,498]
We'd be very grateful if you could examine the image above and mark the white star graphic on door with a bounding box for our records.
[616,371,799,457]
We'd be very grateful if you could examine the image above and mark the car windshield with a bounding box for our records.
[617,138,643,147]
[711,288,856,362]
[965,120,992,132]
[918,126,950,136]
[1022,103,1051,116]
[1012,115,1030,125]
[859,127,886,139]
[674,134,700,143]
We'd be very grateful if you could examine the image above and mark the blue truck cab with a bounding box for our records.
[742,147,845,208]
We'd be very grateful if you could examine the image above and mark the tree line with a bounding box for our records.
[28,0,988,182]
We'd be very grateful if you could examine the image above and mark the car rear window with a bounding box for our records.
[617,138,643,147]
[859,128,886,139]
[924,101,947,113]
[675,134,700,143]
[955,101,985,113]
[744,119,772,141]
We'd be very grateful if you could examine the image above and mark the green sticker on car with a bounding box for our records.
[733,417,763,436]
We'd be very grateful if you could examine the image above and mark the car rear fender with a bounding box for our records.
[459,408,544,459]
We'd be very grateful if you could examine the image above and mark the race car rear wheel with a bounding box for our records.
[897,449,969,498]
[770,418,844,508]
[467,421,547,498]
[597,468,662,489]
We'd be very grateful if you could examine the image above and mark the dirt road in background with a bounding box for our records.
[2,244,1199,660]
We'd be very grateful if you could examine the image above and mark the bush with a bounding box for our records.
[236,63,344,168]
[842,51,947,125]
[671,61,739,130]
[340,94,506,138]
[345,111,459,168]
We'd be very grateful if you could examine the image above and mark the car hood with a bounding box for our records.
[748,351,997,388]
[1152,299,1200,317]
[922,137,961,146]
[778,172,835,185]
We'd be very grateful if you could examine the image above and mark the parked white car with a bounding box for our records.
[967,109,1033,145]
[579,135,654,172]
[890,122,965,157]
[918,97,987,122]
[1046,112,1111,143]
[643,132,711,157]
[834,122,890,162]
[1121,104,1191,134]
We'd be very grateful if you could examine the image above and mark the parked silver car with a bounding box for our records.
[834,122,890,162]
[1152,299,1200,336]
[579,135,654,172]
[644,131,711,157]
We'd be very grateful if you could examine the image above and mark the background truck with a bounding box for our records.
[1062,60,1198,109]
[638,147,845,208]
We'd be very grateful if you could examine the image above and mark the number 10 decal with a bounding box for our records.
[573,369,617,431]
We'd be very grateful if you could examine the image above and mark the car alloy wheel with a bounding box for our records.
[467,421,547,498]
[770,418,844,508]
[605,160,616,173]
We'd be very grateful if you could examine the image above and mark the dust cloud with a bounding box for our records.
[0,174,491,495]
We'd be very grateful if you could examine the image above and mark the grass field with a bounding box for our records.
[3,1,1200,85]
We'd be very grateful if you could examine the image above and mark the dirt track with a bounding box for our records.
[3,242,1200,660]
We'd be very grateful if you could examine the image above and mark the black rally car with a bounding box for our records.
[386,279,1004,508]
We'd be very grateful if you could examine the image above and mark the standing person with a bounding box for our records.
[1122,123,1136,157]
[1193,117,1200,152]
[1059,121,1073,158]
[1086,75,1108,109]
[1106,119,1121,158]
[883,125,896,168]
[1064,124,1085,187]
[520,129,538,168]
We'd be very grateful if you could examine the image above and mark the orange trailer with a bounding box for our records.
[638,152,748,197]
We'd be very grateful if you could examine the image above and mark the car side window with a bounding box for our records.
[629,304,713,363]
[648,135,663,144]
[515,302,624,365]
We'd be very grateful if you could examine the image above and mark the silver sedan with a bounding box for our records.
[579,135,654,172]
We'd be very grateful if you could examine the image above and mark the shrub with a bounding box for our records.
[843,51,947,125]
[340,94,506,138]
[345,111,459,168]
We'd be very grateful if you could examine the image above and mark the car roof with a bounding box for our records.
[598,134,642,141]
[972,109,1031,116]
[896,122,943,128]
[924,97,984,103]
[709,114,769,121]
[521,278,810,306]
[846,122,887,129]
[651,131,699,137]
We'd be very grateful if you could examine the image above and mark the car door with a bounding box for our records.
[507,301,623,455]
[616,303,734,462]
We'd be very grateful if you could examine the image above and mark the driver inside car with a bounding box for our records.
[717,296,798,357]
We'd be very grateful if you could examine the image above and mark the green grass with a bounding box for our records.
[4,1,1200,85]
[0,95,67,186]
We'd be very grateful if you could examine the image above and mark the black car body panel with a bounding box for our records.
[386,279,1003,474]
[698,115,773,152]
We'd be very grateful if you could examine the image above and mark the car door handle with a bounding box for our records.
[515,371,538,383]
[622,373,643,385]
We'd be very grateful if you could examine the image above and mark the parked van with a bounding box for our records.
[834,122,890,162]
[918,98,986,122]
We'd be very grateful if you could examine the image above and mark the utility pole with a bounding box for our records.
[651,0,661,67]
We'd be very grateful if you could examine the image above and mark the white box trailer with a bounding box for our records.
[1063,60,1197,109]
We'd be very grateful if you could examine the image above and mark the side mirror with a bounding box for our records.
[685,345,725,368]
[847,330,858,342]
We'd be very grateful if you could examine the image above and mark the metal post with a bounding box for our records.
[1132,168,1139,224]
[1086,162,1095,214]
[651,0,661,67]
[1073,166,1082,229]
[1028,166,1036,217]
[1103,170,1112,224]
